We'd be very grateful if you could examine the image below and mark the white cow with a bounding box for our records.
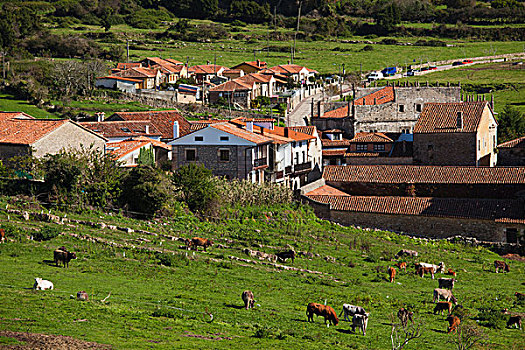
[33,278,53,290]
[416,262,445,274]
[352,313,370,336]
[339,304,367,322]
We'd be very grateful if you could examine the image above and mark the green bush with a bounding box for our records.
[152,308,176,318]
[1,222,26,241]
[33,225,61,241]
[477,307,506,329]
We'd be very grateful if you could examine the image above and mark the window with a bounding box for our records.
[416,104,422,112]
[302,151,306,163]
[399,104,405,112]
[220,136,229,141]
[401,128,410,134]
[219,149,230,162]
[356,144,367,152]
[478,140,480,151]
[195,136,204,142]
[185,149,196,161]
[373,144,385,152]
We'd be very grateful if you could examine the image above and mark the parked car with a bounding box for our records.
[420,67,429,71]
[381,67,397,77]
[463,59,473,64]
[429,65,437,70]
[367,71,384,82]
[407,69,418,76]
[452,61,464,66]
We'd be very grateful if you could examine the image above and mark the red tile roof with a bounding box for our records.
[189,119,229,132]
[106,140,150,159]
[189,65,227,75]
[116,63,142,70]
[209,80,254,92]
[498,136,525,149]
[349,132,394,143]
[115,67,158,78]
[231,61,268,70]
[345,152,380,157]
[128,136,171,150]
[0,112,34,121]
[321,139,351,147]
[323,149,347,156]
[210,123,273,145]
[229,119,314,142]
[289,126,317,136]
[98,76,142,83]
[305,185,349,196]
[164,58,184,65]
[108,110,191,140]
[269,64,317,74]
[320,87,395,119]
[414,101,489,134]
[80,121,162,138]
[237,73,273,84]
[304,195,525,223]
[323,165,525,184]
[0,118,69,145]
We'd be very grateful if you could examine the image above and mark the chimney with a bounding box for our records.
[145,125,149,134]
[246,120,253,133]
[96,112,105,122]
[456,111,463,129]
[374,98,377,105]
[347,99,351,117]
[257,59,260,67]
[173,121,179,139]
[317,100,324,118]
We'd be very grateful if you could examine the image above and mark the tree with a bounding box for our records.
[498,105,525,143]
[172,163,217,213]
[390,313,424,350]
[447,322,487,350]
[137,147,155,166]
[120,166,167,216]
[100,7,114,32]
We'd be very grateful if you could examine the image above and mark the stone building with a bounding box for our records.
[0,112,106,162]
[413,101,497,166]
[498,136,525,166]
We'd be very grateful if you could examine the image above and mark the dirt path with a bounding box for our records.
[0,330,111,349]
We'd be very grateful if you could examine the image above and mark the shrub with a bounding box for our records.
[361,45,374,51]
[172,164,218,213]
[120,166,168,216]
[152,308,176,318]
[477,307,506,329]
[33,225,61,241]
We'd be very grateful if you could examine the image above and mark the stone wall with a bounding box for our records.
[498,147,525,166]
[312,117,355,139]
[329,210,516,242]
[172,145,253,180]
[414,133,476,166]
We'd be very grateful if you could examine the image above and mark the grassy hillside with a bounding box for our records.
[0,198,523,349]
[0,93,57,118]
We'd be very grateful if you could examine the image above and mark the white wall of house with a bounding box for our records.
[95,78,116,89]
[291,140,309,165]
[117,144,154,166]
[308,131,323,172]
[167,127,256,147]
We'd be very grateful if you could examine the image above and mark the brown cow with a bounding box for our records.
[394,262,407,273]
[54,249,77,268]
[76,291,89,301]
[0,228,5,243]
[438,278,456,290]
[306,303,339,327]
[417,266,435,279]
[447,315,460,333]
[241,290,255,310]
[276,250,296,264]
[434,301,452,315]
[397,308,413,327]
[388,266,396,283]
[190,237,213,252]
[446,269,457,277]
[494,260,510,273]
[515,292,525,301]
[507,315,522,330]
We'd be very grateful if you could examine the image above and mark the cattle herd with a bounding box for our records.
[19,234,523,337]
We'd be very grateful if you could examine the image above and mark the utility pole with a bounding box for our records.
[360,62,362,82]
[340,63,345,99]
[126,40,131,63]
[292,0,302,64]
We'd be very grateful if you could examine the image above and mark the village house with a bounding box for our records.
[222,69,244,80]
[111,67,162,89]
[189,64,227,84]
[320,130,351,166]
[94,76,141,94]
[230,60,268,74]
[106,137,170,168]
[497,136,525,166]
[264,64,317,85]
[413,101,498,166]
[168,122,272,184]
[80,120,162,142]
[105,110,191,143]
[0,112,106,162]
[208,80,256,108]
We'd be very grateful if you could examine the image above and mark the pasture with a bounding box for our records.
[0,199,523,349]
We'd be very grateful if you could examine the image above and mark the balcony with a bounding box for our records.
[254,157,267,168]
[294,161,312,173]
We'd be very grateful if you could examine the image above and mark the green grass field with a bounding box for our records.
[0,94,56,118]
[0,199,523,349]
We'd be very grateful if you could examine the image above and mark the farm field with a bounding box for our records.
[0,94,56,118]
[0,199,523,349]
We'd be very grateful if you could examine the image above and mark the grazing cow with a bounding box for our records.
[394,262,407,273]
[241,290,255,310]
[396,249,418,258]
[0,228,5,243]
[438,278,456,290]
[306,303,339,327]
[351,313,370,336]
[515,292,525,301]
[446,269,457,277]
[433,288,458,304]
[339,304,366,322]
[507,315,522,330]
[447,315,460,333]
[415,262,444,274]
[77,291,89,301]
[397,308,413,327]
[33,278,53,290]
[494,260,510,273]
[417,266,435,279]
[434,301,452,315]
[54,249,77,268]
[276,250,296,264]
[387,266,396,283]
[190,237,213,252]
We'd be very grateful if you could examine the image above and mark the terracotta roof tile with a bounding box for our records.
[304,185,349,196]
[323,165,525,184]
[237,73,273,84]
[106,140,150,159]
[99,76,142,83]
[209,80,254,92]
[231,61,268,70]
[269,64,317,74]
[80,121,162,138]
[305,195,525,223]
[323,149,347,156]
[108,110,190,140]
[210,123,273,145]
[164,58,184,65]
[349,132,393,143]
[344,152,380,157]
[127,136,171,150]
[0,112,34,121]
[189,65,227,75]
[289,126,317,136]
[321,139,351,147]
[498,136,525,148]
[0,119,68,145]
[114,67,157,78]
[320,87,394,119]
[414,101,489,133]
[116,62,142,70]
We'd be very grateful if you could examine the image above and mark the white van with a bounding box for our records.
[367,71,383,82]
